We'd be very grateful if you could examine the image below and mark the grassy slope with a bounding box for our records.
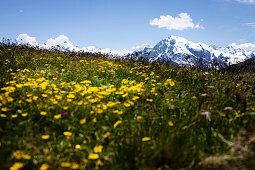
[1,45,255,169]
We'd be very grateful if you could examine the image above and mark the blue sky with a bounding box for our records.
[1,0,255,51]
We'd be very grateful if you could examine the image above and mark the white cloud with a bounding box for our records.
[16,33,131,56]
[229,43,255,51]
[236,0,255,4]
[131,44,152,51]
[42,35,79,51]
[16,34,38,46]
[149,13,204,30]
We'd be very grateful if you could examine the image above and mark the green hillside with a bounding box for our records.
[1,44,255,169]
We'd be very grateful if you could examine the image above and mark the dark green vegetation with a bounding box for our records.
[1,44,255,169]
[227,56,255,72]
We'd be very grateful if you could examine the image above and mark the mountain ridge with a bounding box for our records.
[125,35,255,67]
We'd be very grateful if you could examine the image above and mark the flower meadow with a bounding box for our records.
[1,45,255,169]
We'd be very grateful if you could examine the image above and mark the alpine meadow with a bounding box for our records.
[1,0,255,169]
[1,43,255,169]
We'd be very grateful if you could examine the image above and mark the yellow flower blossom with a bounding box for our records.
[137,116,142,120]
[142,137,151,142]
[168,121,174,127]
[103,132,110,138]
[10,162,24,170]
[67,94,75,99]
[80,118,86,124]
[12,114,18,118]
[113,120,122,128]
[71,163,79,169]
[93,145,103,153]
[63,132,72,136]
[97,160,103,165]
[61,162,71,167]
[1,107,8,112]
[39,164,49,170]
[21,113,28,117]
[54,114,61,119]
[33,96,38,100]
[41,135,50,140]
[40,111,47,116]
[88,153,99,160]
[0,114,7,117]
[42,94,48,98]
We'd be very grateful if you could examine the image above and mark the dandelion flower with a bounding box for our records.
[61,162,71,167]
[88,153,99,160]
[75,145,81,150]
[54,114,61,119]
[142,137,151,142]
[10,162,24,170]
[71,163,79,169]
[168,121,174,126]
[80,118,86,124]
[40,111,47,116]
[21,113,28,117]
[63,132,72,136]
[41,135,50,140]
[0,114,7,118]
[93,145,103,153]
[113,120,122,128]
[39,164,49,170]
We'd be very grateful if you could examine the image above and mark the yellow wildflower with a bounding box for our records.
[21,113,28,117]
[142,137,151,142]
[75,145,81,150]
[33,96,38,100]
[1,107,8,112]
[54,114,61,119]
[168,121,174,127]
[103,132,110,138]
[97,160,104,166]
[88,153,99,160]
[80,118,86,124]
[124,103,131,107]
[137,116,142,120]
[113,120,122,128]
[93,145,103,153]
[12,114,18,118]
[67,94,75,99]
[61,162,71,167]
[39,164,49,170]
[42,94,48,98]
[41,135,50,140]
[0,114,7,118]
[40,111,47,116]
[23,154,31,160]
[63,132,72,136]
[71,163,79,169]
[10,162,24,170]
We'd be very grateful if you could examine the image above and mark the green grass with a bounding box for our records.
[1,44,255,169]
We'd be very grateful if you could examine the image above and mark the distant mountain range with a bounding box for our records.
[15,34,255,68]
[124,36,255,67]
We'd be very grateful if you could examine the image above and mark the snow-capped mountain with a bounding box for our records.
[125,36,255,67]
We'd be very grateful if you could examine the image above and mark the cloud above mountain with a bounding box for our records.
[149,13,204,30]
[229,43,255,51]
[16,34,131,56]
[16,34,38,46]
[41,35,79,51]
